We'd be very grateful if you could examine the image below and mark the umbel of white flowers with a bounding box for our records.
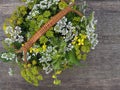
[4,26,24,45]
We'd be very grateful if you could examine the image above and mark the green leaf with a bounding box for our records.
[37,75,43,80]
[81,54,87,61]
[43,11,51,18]
[46,30,54,38]
[77,54,82,60]
[58,1,68,10]
[81,46,90,53]
[37,15,44,22]
[2,41,15,52]
[29,20,36,28]
[66,49,79,65]
[39,36,48,44]
[73,17,81,22]
[53,61,61,70]
[74,44,79,50]
[81,46,87,53]
[75,49,80,55]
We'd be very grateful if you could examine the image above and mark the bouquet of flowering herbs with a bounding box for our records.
[1,0,98,86]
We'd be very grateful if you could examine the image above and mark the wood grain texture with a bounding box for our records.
[0,0,120,90]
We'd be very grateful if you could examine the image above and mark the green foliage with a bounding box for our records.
[39,36,48,44]
[2,41,16,52]
[43,11,51,18]
[81,54,87,61]
[58,1,68,10]
[21,66,43,86]
[66,49,79,65]
[81,45,90,53]
[37,15,44,22]
[18,5,27,16]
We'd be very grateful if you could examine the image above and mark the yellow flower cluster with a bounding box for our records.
[72,34,87,46]
[52,70,62,85]
[29,43,47,53]
[42,43,47,52]
[30,47,40,53]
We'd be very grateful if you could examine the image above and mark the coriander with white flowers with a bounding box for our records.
[1,0,98,86]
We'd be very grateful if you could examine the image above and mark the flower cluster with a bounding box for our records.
[39,0,60,9]
[54,17,76,51]
[8,68,14,76]
[1,52,16,61]
[4,26,23,45]
[27,0,60,19]
[1,0,98,86]
[39,46,56,74]
[85,12,98,49]
[25,0,34,4]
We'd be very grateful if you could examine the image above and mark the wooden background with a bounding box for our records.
[0,0,120,90]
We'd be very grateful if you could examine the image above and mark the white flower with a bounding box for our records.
[15,35,24,43]
[81,16,86,22]
[47,1,52,8]
[65,43,74,51]
[32,4,38,10]
[61,28,68,35]
[27,16,32,19]
[15,26,22,34]
[53,0,60,4]
[86,12,98,49]
[8,68,14,76]
[1,53,7,59]
[54,17,76,43]
[39,1,47,9]
[22,52,31,61]
[58,17,67,27]
[45,67,53,74]
[42,63,53,74]
[15,57,18,63]
[46,46,53,53]
[4,38,13,45]
[5,26,13,36]
[27,52,31,60]
[1,53,16,61]
[25,0,34,4]
[31,11,39,17]
[7,53,15,61]
[15,26,21,30]
[54,25,62,32]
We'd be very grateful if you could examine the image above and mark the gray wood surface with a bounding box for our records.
[0,0,120,90]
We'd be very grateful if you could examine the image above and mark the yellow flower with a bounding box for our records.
[3,22,7,31]
[32,60,37,65]
[42,43,47,51]
[78,39,84,45]
[72,41,76,45]
[34,48,40,53]
[22,44,24,46]
[52,74,57,79]
[74,36,78,41]
[55,70,62,75]
[71,0,75,3]
[53,79,61,85]
[30,47,34,53]
[80,34,87,39]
